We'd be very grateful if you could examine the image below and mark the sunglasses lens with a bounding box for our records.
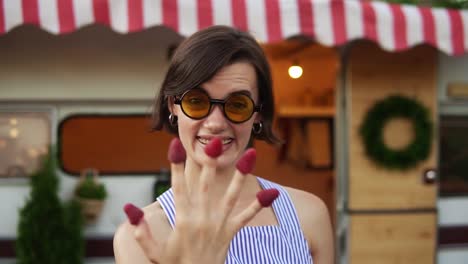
[225,93,254,123]
[181,89,210,119]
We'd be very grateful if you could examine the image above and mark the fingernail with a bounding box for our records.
[168,138,186,163]
[204,137,223,158]
[256,189,279,207]
[124,203,144,225]
[236,148,256,174]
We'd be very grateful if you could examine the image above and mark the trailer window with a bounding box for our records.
[0,112,51,178]
[440,115,468,196]
[59,115,173,176]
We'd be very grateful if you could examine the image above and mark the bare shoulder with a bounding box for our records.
[284,187,329,217]
[114,201,171,264]
[284,187,334,263]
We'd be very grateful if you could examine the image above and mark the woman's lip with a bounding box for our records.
[195,136,234,145]
[196,135,233,140]
[196,137,234,145]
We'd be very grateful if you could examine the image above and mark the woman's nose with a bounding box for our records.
[203,105,228,132]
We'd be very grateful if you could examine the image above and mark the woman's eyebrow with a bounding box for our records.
[233,89,253,97]
[197,86,253,98]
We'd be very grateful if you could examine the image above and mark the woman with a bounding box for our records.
[114,26,334,264]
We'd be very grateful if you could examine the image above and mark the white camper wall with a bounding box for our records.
[0,25,183,238]
[0,25,179,100]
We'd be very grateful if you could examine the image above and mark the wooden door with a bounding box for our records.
[346,42,438,264]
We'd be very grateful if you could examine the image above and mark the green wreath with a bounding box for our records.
[359,95,433,170]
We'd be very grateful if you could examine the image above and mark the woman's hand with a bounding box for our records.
[123,137,279,264]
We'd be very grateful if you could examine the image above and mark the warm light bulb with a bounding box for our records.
[10,118,18,125]
[10,128,19,138]
[288,65,303,79]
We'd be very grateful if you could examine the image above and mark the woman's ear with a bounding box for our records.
[167,96,175,115]
[254,113,262,123]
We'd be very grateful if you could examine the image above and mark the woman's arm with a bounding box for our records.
[288,188,335,264]
[114,222,154,264]
[114,202,170,264]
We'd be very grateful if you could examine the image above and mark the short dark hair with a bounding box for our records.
[151,25,281,145]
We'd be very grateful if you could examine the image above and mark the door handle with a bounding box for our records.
[422,169,437,185]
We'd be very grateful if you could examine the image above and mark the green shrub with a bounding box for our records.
[16,147,84,264]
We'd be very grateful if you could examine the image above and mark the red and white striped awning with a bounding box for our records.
[1,0,467,56]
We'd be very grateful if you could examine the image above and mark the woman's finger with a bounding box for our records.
[220,149,256,222]
[229,189,279,233]
[124,203,160,263]
[168,138,189,214]
[198,137,222,213]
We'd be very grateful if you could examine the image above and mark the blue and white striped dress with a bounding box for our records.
[157,177,314,263]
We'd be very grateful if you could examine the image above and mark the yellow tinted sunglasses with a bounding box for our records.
[174,88,262,123]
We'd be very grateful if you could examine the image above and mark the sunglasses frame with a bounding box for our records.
[174,88,262,124]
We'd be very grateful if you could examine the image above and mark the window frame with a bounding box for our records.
[58,113,171,177]
[0,104,56,183]
[439,101,468,197]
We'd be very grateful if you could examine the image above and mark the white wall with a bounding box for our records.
[437,52,468,264]
[0,25,183,238]
[0,25,179,100]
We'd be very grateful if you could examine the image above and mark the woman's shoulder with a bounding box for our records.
[113,201,171,264]
[282,186,333,254]
[282,186,330,231]
[283,186,329,216]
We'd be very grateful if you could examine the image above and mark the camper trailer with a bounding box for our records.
[0,0,467,263]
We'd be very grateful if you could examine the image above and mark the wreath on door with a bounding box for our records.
[359,95,433,170]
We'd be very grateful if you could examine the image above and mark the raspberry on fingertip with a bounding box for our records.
[168,138,186,164]
[205,137,223,158]
[124,203,144,225]
[256,189,280,207]
[236,148,256,174]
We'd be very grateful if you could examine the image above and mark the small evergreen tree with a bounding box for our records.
[16,147,84,264]
[62,200,85,264]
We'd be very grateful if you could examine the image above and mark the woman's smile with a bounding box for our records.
[196,135,235,155]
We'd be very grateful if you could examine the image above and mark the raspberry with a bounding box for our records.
[168,138,186,163]
[123,203,144,225]
[204,137,223,158]
[236,148,256,174]
[256,189,280,207]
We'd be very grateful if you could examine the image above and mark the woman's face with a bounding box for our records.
[171,61,260,170]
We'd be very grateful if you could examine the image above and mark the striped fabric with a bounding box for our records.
[0,0,467,55]
[157,177,313,263]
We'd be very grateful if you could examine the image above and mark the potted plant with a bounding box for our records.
[74,168,107,224]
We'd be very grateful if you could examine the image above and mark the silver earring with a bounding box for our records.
[252,122,263,135]
[168,113,177,126]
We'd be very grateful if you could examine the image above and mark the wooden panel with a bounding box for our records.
[347,42,438,210]
[349,213,436,264]
[307,120,332,167]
